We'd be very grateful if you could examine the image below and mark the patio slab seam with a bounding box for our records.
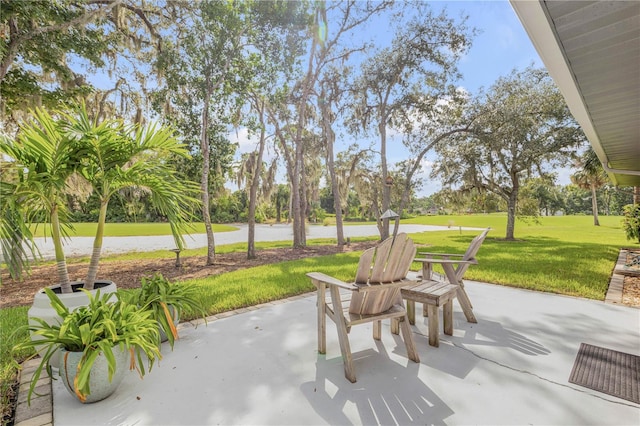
[13,291,315,426]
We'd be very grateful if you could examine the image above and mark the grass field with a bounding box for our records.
[404,214,631,300]
[3,214,637,423]
[164,214,634,321]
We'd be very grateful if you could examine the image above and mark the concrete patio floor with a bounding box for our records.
[48,280,640,425]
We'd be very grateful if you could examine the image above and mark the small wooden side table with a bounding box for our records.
[401,280,458,347]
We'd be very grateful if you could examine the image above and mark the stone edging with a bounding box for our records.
[14,292,314,426]
[604,249,628,305]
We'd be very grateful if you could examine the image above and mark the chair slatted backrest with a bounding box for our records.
[455,228,490,280]
[349,233,416,315]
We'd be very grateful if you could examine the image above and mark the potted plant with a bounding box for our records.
[13,288,162,404]
[119,273,208,350]
[0,104,200,363]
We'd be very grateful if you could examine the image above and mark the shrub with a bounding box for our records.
[621,204,640,244]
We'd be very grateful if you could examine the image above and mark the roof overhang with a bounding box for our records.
[510,1,640,187]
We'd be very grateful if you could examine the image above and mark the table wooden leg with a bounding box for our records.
[407,300,416,324]
[443,300,453,336]
[427,304,439,347]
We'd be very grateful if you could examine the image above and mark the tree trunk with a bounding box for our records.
[288,189,293,224]
[200,94,215,265]
[322,102,345,248]
[291,135,304,247]
[590,183,600,226]
[634,186,640,205]
[291,21,320,249]
[393,178,413,239]
[84,198,108,290]
[275,196,282,223]
[328,142,345,248]
[505,190,518,241]
[51,205,72,293]
[247,101,267,260]
[302,150,312,232]
[379,117,390,240]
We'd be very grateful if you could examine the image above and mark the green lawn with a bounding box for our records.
[29,222,238,237]
[3,214,637,422]
[404,214,631,300]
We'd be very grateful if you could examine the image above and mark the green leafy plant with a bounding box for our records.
[622,204,640,244]
[0,104,200,292]
[13,288,162,403]
[119,273,207,349]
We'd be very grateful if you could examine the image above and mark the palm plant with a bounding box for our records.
[0,108,81,291]
[0,104,201,292]
[571,147,609,226]
[0,161,39,280]
[64,106,201,290]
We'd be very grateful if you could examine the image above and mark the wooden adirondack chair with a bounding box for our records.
[307,233,420,383]
[401,228,490,346]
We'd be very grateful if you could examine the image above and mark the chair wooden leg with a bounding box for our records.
[422,303,429,317]
[337,322,356,382]
[317,284,326,354]
[456,286,477,324]
[427,304,439,347]
[442,264,477,324]
[330,286,356,382]
[373,320,382,340]
[406,300,416,324]
[399,314,420,363]
[443,300,453,336]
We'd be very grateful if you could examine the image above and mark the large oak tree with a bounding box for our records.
[433,67,586,240]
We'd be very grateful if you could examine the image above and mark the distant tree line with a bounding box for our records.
[58,176,633,225]
[413,182,634,218]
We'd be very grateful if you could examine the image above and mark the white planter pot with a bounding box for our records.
[58,345,128,403]
[28,281,118,369]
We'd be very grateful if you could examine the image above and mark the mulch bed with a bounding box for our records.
[3,243,639,309]
[621,248,640,307]
[0,242,377,309]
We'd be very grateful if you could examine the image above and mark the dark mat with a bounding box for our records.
[569,343,640,404]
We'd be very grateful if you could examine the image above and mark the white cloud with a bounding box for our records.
[228,127,257,154]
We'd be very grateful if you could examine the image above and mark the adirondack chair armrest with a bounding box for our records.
[418,252,465,258]
[414,257,478,265]
[307,272,358,291]
[354,278,420,293]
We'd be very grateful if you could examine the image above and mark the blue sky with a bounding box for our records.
[231,1,575,197]
[446,0,544,93]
